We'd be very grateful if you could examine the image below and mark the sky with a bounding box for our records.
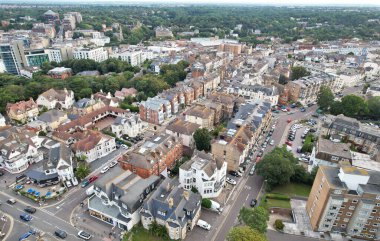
[5,0,380,5]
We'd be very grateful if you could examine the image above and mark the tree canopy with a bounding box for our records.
[193,128,212,152]
[239,207,269,233]
[290,66,310,80]
[227,226,268,241]
[317,86,334,110]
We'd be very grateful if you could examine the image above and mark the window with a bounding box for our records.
[376,195,380,200]
[346,212,352,216]
[341,205,346,208]
[157,210,166,216]
[349,206,356,210]
[377,203,380,207]
[352,199,358,203]
[334,189,342,194]
[344,218,349,222]
[341,224,347,228]
[370,229,377,233]
[372,209,377,213]
[369,216,374,220]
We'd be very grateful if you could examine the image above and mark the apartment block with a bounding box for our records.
[73,47,108,62]
[306,165,380,240]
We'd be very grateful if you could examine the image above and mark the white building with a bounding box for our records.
[73,47,108,62]
[89,167,161,231]
[0,127,43,173]
[111,50,153,66]
[111,115,145,138]
[72,131,116,163]
[226,84,279,106]
[45,143,74,181]
[36,88,75,110]
[179,151,227,198]
[45,47,73,63]
[0,113,6,126]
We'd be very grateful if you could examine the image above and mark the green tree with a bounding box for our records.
[367,96,380,118]
[201,198,212,208]
[75,163,90,180]
[239,206,269,233]
[317,86,334,110]
[329,101,343,115]
[227,226,267,241]
[291,66,310,80]
[274,219,285,230]
[193,128,212,152]
[255,147,297,190]
[279,74,288,85]
[340,95,368,117]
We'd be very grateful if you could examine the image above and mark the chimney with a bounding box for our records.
[166,182,171,192]
[183,190,189,201]
[168,197,174,209]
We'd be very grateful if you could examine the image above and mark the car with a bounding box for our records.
[197,219,211,231]
[72,177,79,186]
[89,176,98,183]
[24,206,36,214]
[250,199,257,207]
[226,177,237,185]
[7,199,16,205]
[269,140,274,146]
[19,230,36,241]
[20,213,33,222]
[285,141,293,146]
[300,107,306,112]
[66,180,72,188]
[309,128,316,133]
[297,146,302,153]
[287,112,294,115]
[228,171,239,177]
[301,134,306,139]
[81,179,90,188]
[109,160,118,168]
[282,108,287,112]
[100,166,109,174]
[78,230,92,240]
[307,103,314,107]
[249,165,256,175]
[55,230,67,239]
[121,144,129,149]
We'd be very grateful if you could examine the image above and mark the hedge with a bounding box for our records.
[266,193,290,201]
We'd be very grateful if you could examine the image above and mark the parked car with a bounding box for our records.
[250,199,257,207]
[228,171,239,177]
[19,230,36,241]
[100,166,110,174]
[285,141,293,146]
[78,230,92,240]
[81,179,90,188]
[20,213,33,222]
[89,176,98,183]
[109,160,118,168]
[300,107,306,112]
[249,165,256,175]
[66,180,72,188]
[7,199,16,205]
[197,219,211,230]
[55,230,67,239]
[309,128,316,133]
[121,144,129,149]
[269,140,274,146]
[24,206,36,214]
[226,177,237,185]
[72,177,79,186]
[297,146,302,153]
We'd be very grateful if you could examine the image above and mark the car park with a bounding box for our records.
[20,213,33,222]
[89,176,98,183]
[109,160,118,168]
[66,180,72,188]
[297,146,302,153]
[55,230,67,239]
[81,179,90,188]
[100,166,110,174]
[24,206,36,214]
[78,230,92,240]
[72,177,79,186]
[226,177,237,185]
[309,128,316,133]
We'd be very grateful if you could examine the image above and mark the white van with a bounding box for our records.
[197,219,211,230]
[86,185,95,196]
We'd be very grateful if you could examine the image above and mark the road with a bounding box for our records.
[0,192,79,241]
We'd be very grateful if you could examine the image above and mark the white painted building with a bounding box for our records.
[111,115,145,138]
[36,88,75,110]
[111,49,153,67]
[73,47,108,62]
[179,151,227,198]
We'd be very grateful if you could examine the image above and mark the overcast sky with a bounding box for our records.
[6,0,380,5]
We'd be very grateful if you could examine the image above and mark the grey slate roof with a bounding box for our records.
[38,109,66,123]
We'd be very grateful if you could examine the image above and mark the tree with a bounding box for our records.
[239,206,269,233]
[201,198,212,208]
[329,101,343,115]
[227,226,267,241]
[367,96,380,118]
[191,186,198,193]
[291,66,310,80]
[340,95,368,117]
[75,163,90,180]
[193,128,212,152]
[274,219,285,230]
[317,86,334,110]
[255,147,297,190]
[279,74,288,85]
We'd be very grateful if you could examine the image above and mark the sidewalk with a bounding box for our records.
[0,212,13,241]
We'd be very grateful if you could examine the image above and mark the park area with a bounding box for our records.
[262,182,311,209]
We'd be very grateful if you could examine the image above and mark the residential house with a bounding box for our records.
[37,110,68,131]
[44,143,75,181]
[179,151,226,198]
[92,91,120,108]
[89,167,161,230]
[119,133,183,178]
[226,84,279,106]
[111,115,145,138]
[139,97,171,125]
[115,88,138,100]
[140,178,202,240]
[36,88,75,110]
[184,105,214,129]
[166,119,200,148]
[6,98,39,123]
[72,98,106,116]
[47,67,72,80]
[72,131,116,163]
[0,127,43,173]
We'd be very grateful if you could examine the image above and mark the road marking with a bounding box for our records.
[2,212,14,241]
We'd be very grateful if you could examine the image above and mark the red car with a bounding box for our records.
[285,141,293,146]
[287,118,292,123]
[88,176,98,183]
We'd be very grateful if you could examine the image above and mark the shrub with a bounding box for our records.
[274,219,285,230]
[201,198,212,208]
[266,194,290,201]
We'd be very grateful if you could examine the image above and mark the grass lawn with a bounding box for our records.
[123,225,172,241]
[270,182,311,197]
[266,197,291,209]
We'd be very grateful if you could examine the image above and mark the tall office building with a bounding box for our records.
[0,40,27,75]
[306,165,380,240]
